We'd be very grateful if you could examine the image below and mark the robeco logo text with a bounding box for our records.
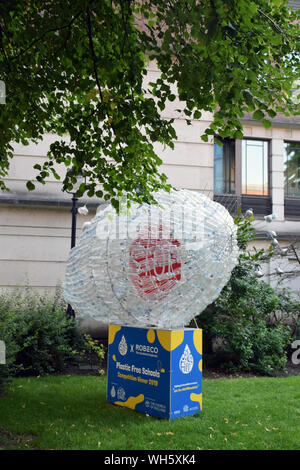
[135,344,158,354]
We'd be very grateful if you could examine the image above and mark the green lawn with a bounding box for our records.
[0,374,299,450]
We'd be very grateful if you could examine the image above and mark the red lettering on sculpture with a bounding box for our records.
[129,227,181,300]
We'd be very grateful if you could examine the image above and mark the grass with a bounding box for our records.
[0,374,300,450]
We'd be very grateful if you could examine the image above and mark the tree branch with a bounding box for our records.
[0,25,11,72]
[257,8,285,36]
[291,243,300,265]
[86,6,103,102]
[12,9,85,61]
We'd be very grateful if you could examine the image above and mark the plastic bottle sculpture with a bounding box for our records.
[63,189,239,328]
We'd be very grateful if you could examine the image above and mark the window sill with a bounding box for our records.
[213,194,272,216]
[284,198,300,219]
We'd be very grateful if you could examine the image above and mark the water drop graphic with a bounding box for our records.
[118,335,128,356]
[179,344,194,374]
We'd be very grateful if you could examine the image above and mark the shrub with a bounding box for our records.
[195,209,293,376]
[197,275,292,375]
[0,287,85,387]
[0,290,22,393]
[274,287,300,359]
[81,334,106,375]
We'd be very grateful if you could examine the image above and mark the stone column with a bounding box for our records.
[271,139,285,221]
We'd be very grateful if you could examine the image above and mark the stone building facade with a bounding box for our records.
[0,60,300,299]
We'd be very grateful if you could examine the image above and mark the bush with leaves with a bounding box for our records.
[0,290,23,393]
[81,334,106,375]
[196,209,293,375]
[0,287,85,391]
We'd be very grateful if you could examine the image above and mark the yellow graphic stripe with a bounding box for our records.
[156,330,171,351]
[171,331,184,351]
[190,392,202,411]
[114,394,144,410]
[157,330,184,351]
[108,325,122,345]
[193,329,202,354]
[147,329,156,344]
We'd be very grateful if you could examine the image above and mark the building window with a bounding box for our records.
[284,142,300,197]
[242,140,269,195]
[213,138,271,216]
[213,139,235,194]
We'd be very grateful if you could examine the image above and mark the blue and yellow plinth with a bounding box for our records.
[107,324,202,420]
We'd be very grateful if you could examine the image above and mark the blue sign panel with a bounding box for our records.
[169,328,203,420]
[107,325,202,420]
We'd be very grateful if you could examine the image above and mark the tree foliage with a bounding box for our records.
[0,0,299,207]
[195,209,294,375]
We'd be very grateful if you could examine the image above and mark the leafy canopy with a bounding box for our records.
[0,0,299,208]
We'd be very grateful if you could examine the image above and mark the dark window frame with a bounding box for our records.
[213,137,272,216]
[241,139,270,196]
[213,138,236,195]
[284,141,300,219]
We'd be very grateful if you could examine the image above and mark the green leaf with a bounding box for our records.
[0,0,298,202]
[267,109,277,118]
[253,110,265,120]
[234,130,244,139]
[76,183,86,198]
[262,119,272,129]
[26,181,35,191]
